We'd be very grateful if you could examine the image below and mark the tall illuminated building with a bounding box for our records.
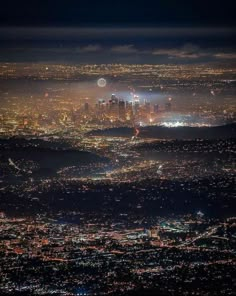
[144,100,151,114]
[109,94,119,118]
[126,101,133,121]
[111,94,118,103]
[97,99,106,114]
[133,95,140,115]
[118,100,126,121]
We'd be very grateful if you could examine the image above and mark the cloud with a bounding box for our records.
[152,43,236,60]
[111,44,139,54]
[213,53,236,59]
[76,44,102,53]
[152,43,208,59]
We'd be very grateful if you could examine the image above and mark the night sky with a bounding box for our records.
[0,0,236,26]
[0,0,235,64]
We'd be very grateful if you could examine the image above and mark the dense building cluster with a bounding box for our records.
[0,213,236,295]
[0,63,235,137]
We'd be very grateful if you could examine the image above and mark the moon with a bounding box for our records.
[97,78,107,88]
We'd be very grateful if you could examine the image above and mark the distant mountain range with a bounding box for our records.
[87,123,236,140]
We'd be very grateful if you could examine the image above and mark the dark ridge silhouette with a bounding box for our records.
[87,123,236,140]
[1,147,107,168]
[0,138,109,177]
